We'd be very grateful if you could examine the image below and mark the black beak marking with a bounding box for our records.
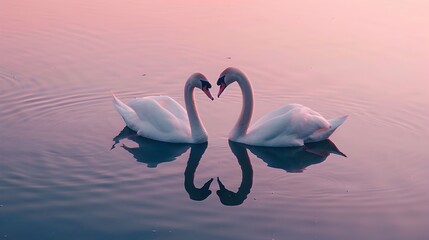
[217,76,225,86]
[200,80,212,89]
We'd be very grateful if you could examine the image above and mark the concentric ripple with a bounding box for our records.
[1,0,429,240]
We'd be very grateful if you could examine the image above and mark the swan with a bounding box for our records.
[113,73,214,143]
[216,67,348,147]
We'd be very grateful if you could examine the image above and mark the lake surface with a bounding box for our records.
[1,0,428,239]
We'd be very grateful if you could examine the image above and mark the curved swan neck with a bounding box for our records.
[184,82,208,143]
[230,72,254,140]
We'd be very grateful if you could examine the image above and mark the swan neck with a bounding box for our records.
[230,73,253,140]
[184,82,207,143]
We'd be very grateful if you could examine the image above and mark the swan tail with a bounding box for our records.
[112,93,140,131]
[306,115,348,143]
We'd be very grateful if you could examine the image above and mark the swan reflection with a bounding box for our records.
[112,127,190,168]
[112,128,346,205]
[183,141,253,205]
[247,139,346,173]
[214,140,345,205]
[184,142,214,201]
[216,141,254,206]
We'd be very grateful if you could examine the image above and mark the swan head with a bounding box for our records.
[189,73,214,100]
[216,67,245,98]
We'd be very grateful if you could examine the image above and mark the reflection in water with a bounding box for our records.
[184,142,214,201]
[216,141,254,206]
[247,140,346,173]
[113,128,345,205]
[112,127,190,168]
[111,126,136,149]
[184,141,254,205]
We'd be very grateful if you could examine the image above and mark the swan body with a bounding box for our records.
[113,73,213,143]
[244,103,347,146]
[217,67,347,147]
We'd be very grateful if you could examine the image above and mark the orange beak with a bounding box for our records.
[218,83,226,98]
[202,87,214,100]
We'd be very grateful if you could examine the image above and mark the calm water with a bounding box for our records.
[1,0,429,239]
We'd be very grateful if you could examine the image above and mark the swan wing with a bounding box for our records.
[251,104,304,130]
[245,104,331,147]
[128,96,188,123]
[305,115,348,143]
[116,96,191,142]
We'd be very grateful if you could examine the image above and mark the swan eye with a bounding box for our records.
[217,76,225,86]
[200,80,212,89]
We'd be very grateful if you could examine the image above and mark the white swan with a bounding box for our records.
[113,73,214,143]
[216,67,348,147]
